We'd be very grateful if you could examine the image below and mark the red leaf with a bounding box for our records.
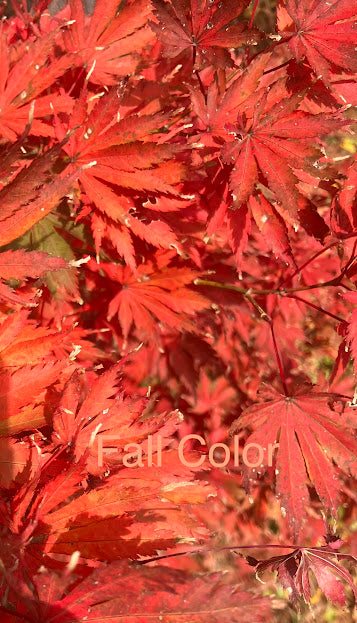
[151,0,260,69]
[63,0,152,85]
[278,0,357,84]
[88,254,209,339]
[249,540,357,606]
[249,194,296,267]
[230,386,357,537]
[13,562,271,622]
[0,362,64,421]
[221,82,345,213]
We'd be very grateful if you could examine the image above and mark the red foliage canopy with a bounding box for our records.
[0,0,356,620]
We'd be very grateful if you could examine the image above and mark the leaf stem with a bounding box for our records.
[249,0,259,28]
[263,60,291,75]
[244,296,288,394]
[270,322,288,395]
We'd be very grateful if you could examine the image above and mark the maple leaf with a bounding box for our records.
[151,0,260,69]
[0,24,74,140]
[221,80,346,214]
[230,385,357,537]
[51,365,179,476]
[57,87,190,267]
[0,136,89,247]
[1,362,213,568]
[189,52,270,148]
[36,471,211,562]
[62,0,153,85]
[0,309,66,368]
[190,57,346,215]
[0,362,65,423]
[9,450,213,566]
[247,538,357,606]
[88,252,209,340]
[278,0,357,85]
[2,562,271,622]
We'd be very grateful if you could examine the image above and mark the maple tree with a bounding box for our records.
[0,0,356,620]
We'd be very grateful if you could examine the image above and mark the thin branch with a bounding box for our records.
[242,293,288,395]
[244,289,270,321]
[270,322,288,395]
[278,240,341,288]
[194,277,352,296]
[286,293,345,323]
[278,233,357,289]
[135,541,355,566]
[136,543,301,565]
[197,279,289,393]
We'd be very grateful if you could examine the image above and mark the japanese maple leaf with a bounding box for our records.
[0,309,65,368]
[51,365,180,475]
[0,25,74,141]
[0,362,65,431]
[62,0,153,85]
[2,562,270,622]
[189,52,270,148]
[0,250,67,305]
[57,87,190,268]
[151,0,260,69]
[88,253,209,340]
[189,58,345,214]
[247,538,357,606]
[8,452,213,567]
[278,0,357,85]
[0,137,88,248]
[55,563,270,622]
[221,80,346,213]
[36,467,212,562]
[230,385,357,538]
